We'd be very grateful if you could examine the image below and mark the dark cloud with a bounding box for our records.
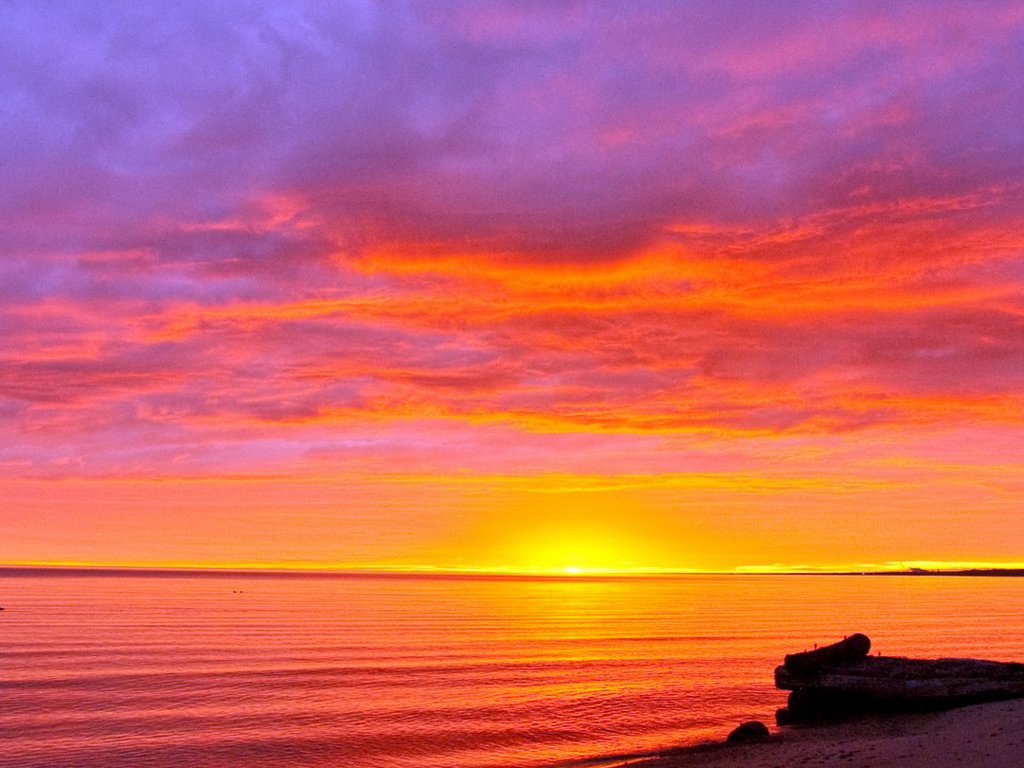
[3,1,1023,265]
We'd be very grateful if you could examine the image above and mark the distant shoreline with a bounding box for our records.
[2,565,1024,580]
[863,568,1024,577]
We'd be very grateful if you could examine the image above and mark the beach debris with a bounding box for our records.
[775,634,1024,724]
[784,633,871,675]
[727,720,770,743]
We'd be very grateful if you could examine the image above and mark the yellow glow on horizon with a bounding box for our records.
[7,559,1024,577]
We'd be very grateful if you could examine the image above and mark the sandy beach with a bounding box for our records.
[629,699,1024,768]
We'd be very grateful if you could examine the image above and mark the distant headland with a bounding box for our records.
[865,568,1024,577]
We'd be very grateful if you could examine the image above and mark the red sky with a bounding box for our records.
[2,2,1022,572]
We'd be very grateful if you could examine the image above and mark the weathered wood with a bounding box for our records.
[777,656,1024,698]
[776,635,1024,723]
[783,633,871,675]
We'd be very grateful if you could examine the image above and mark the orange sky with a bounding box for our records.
[1,3,1022,573]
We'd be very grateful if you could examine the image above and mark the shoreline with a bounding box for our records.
[619,699,1024,768]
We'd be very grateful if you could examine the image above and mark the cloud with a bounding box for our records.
[3,1,1021,266]
[0,0,1021,521]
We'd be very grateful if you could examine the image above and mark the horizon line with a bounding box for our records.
[4,561,1024,579]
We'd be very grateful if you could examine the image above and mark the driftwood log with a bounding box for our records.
[775,635,1024,725]
[784,633,871,675]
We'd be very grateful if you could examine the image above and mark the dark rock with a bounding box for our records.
[727,720,770,743]
[786,687,875,721]
[775,707,792,726]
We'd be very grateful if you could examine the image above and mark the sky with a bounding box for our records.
[1,1,1022,573]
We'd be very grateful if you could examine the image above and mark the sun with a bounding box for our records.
[473,497,667,575]
[519,525,638,574]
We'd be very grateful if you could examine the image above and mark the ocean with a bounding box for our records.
[2,570,1024,768]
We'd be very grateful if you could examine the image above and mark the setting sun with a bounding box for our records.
[483,507,658,575]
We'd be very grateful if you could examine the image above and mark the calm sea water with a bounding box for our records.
[3,571,1024,768]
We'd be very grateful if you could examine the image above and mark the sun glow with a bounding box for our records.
[505,520,652,575]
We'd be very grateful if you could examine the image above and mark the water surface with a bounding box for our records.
[2,571,1024,767]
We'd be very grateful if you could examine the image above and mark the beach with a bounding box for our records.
[631,699,1024,768]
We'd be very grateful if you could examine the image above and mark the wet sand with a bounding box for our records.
[629,699,1024,768]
